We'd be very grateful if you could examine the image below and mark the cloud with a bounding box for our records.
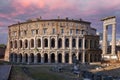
[0,0,120,44]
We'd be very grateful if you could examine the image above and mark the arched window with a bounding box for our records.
[24,39,28,48]
[44,38,48,47]
[10,41,13,48]
[31,39,34,48]
[30,53,34,63]
[79,39,82,48]
[19,53,22,63]
[14,40,17,48]
[19,40,22,48]
[58,53,62,63]
[51,38,55,48]
[37,39,41,47]
[65,38,69,48]
[65,53,69,63]
[25,53,28,63]
[37,53,41,63]
[72,38,76,48]
[44,53,48,63]
[51,53,55,63]
[58,38,62,48]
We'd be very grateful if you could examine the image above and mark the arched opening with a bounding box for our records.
[51,53,55,63]
[44,38,48,47]
[25,53,28,63]
[37,53,41,63]
[19,53,22,63]
[79,39,82,48]
[37,39,41,47]
[58,53,62,63]
[85,54,89,62]
[10,41,13,48]
[65,53,69,63]
[51,38,55,48]
[31,39,34,48]
[14,40,17,49]
[58,38,62,48]
[72,53,76,63]
[90,54,93,62]
[30,53,34,63]
[72,39,76,48]
[65,38,69,48]
[9,53,14,62]
[19,40,22,48]
[78,53,82,62]
[25,39,28,48]
[14,54,17,62]
[44,53,48,63]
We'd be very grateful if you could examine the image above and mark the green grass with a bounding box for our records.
[9,65,82,80]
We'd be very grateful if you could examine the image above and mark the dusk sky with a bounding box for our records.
[0,0,120,44]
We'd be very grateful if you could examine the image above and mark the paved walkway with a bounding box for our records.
[0,65,12,80]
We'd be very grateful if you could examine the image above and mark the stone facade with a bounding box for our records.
[4,18,101,64]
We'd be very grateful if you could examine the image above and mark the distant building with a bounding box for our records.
[4,17,101,64]
[0,46,6,59]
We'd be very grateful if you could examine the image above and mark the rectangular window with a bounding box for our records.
[36,29,38,34]
[61,29,64,34]
[70,29,73,34]
[52,28,55,34]
[76,29,79,34]
[43,28,47,34]
[20,31,23,36]
[31,30,35,36]
[24,30,27,36]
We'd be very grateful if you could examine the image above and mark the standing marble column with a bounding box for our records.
[82,37,85,63]
[62,36,65,49]
[69,51,72,64]
[70,37,72,49]
[55,36,58,49]
[62,52,65,63]
[102,25,108,55]
[48,36,51,49]
[76,37,79,49]
[41,36,43,49]
[112,24,116,55]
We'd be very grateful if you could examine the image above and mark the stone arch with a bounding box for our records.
[58,38,62,48]
[58,53,62,63]
[72,53,76,63]
[9,53,14,62]
[24,53,28,63]
[19,40,22,48]
[18,53,22,63]
[44,53,48,63]
[30,53,34,63]
[14,40,17,49]
[79,39,82,48]
[24,39,28,48]
[51,38,55,48]
[78,52,82,62]
[90,54,93,62]
[85,53,89,62]
[37,38,41,47]
[65,38,69,48]
[31,39,34,48]
[65,53,69,63]
[51,53,55,63]
[44,38,48,47]
[37,53,41,63]
[14,53,17,62]
[72,38,76,48]
[10,41,13,48]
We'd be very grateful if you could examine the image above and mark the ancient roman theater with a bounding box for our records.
[4,17,101,64]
